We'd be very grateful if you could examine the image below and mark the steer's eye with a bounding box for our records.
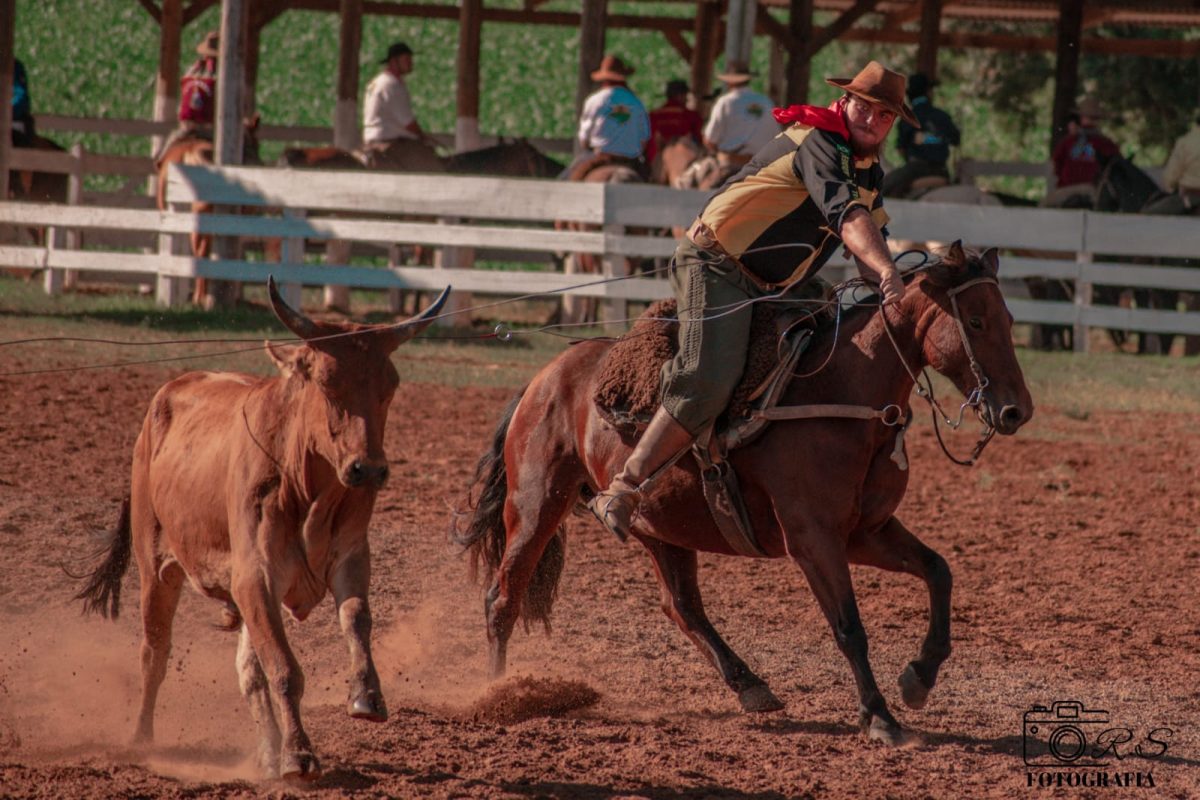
[968,317,984,331]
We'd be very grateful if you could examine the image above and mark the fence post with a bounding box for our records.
[386,242,404,314]
[279,208,304,310]
[601,222,627,332]
[156,172,187,307]
[1072,249,1092,353]
[323,239,352,311]
[63,142,84,290]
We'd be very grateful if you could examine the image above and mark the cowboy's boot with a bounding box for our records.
[589,406,695,542]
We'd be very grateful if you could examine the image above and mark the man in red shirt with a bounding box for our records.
[155,31,219,164]
[646,79,702,165]
[1045,97,1120,207]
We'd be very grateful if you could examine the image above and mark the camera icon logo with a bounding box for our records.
[1023,701,1111,767]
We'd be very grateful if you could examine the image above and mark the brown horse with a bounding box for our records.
[455,243,1033,746]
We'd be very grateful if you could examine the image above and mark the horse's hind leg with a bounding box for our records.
[133,560,184,743]
[848,516,951,712]
[236,624,282,778]
[639,537,784,713]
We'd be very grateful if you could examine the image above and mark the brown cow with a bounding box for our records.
[76,278,450,780]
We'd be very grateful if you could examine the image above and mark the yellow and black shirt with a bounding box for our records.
[694,123,888,288]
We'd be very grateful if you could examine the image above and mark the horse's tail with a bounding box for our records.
[451,386,566,630]
[74,497,133,619]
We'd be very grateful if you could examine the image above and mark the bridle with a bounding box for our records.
[881,275,999,467]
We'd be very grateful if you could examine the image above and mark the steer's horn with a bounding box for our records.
[384,286,452,350]
[267,275,320,340]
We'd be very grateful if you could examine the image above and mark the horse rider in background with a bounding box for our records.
[361,41,442,169]
[702,64,781,172]
[10,58,35,148]
[646,79,703,166]
[153,31,219,163]
[1144,110,1200,216]
[561,54,651,180]
[1044,96,1120,208]
[589,61,911,541]
[880,72,960,197]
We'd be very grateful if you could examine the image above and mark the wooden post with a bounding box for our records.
[691,0,720,116]
[0,0,15,202]
[1050,0,1084,153]
[576,0,607,120]
[600,222,627,331]
[1072,249,1092,353]
[243,13,262,120]
[334,0,362,150]
[724,0,756,74]
[62,142,84,290]
[916,0,943,79]
[279,208,304,310]
[209,0,248,310]
[786,0,813,104]
[152,0,183,162]
[768,38,785,105]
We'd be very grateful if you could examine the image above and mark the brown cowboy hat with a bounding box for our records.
[196,30,220,58]
[716,62,755,84]
[591,55,634,83]
[825,61,918,127]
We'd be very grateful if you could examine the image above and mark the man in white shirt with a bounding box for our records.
[562,55,651,180]
[702,67,781,168]
[362,42,441,170]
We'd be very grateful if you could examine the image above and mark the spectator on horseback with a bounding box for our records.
[880,72,960,198]
[1145,111,1200,216]
[561,55,650,180]
[154,31,218,162]
[589,61,910,542]
[1045,97,1120,207]
[362,41,440,164]
[702,64,780,170]
[10,58,35,148]
[646,79,702,166]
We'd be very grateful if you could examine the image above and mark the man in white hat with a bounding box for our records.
[562,55,651,180]
[702,65,781,170]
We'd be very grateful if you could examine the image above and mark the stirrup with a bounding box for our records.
[588,482,638,543]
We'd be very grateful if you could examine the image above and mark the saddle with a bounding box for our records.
[571,152,646,182]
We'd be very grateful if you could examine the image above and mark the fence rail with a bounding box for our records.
[2,163,1198,351]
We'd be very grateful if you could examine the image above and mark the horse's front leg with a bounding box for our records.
[331,547,387,722]
[848,516,951,711]
[787,530,913,746]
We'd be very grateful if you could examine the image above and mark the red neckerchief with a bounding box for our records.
[772,96,850,141]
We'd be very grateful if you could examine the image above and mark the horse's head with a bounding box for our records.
[1093,153,1162,213]
[911,242,1033,435]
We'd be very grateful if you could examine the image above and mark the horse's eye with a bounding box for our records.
[968,317,984,331]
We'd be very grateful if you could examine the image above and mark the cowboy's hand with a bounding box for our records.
[878,267,905,306]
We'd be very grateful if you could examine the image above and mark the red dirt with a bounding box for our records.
[0,359,1198,799]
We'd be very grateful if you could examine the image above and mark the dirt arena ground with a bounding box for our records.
[0,352,1198,798]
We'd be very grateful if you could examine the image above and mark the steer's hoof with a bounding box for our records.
[898,663,932,710]
[866,716,920,748]
[280,749,322,782]
[738,684,785,713]
[349,690,388,722]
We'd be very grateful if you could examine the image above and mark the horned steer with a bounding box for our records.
[76,278,450,781]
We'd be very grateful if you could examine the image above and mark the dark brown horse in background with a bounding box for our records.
[455,243,1033,746]
[2,133,70,277]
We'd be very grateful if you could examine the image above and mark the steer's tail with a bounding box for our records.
[75,497,133,619]
[451,387,565,630]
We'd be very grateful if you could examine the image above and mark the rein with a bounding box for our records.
[880,275,999,467]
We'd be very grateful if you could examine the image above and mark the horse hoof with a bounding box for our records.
[867,717,920,748]
[349,690,388,722]
[738,684,785,713]
[898,663,931,710]
[280,750,322,782]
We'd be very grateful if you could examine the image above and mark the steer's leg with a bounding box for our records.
[132,561,184,744]
[848,516,952,711]
[639,537,784,713]
[236,624,282,778]
[331,547,387,722]
[232,571,319,781]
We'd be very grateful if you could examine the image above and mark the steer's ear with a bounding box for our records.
[381,285,452,352]
[265,340,309,379]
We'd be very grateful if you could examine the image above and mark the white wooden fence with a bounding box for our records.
[2,163,1198,352]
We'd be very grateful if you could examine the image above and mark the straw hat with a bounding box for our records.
[195,30,220,58]
[825,61,918,127]
[716,62,755,84]
[591,55,634,83]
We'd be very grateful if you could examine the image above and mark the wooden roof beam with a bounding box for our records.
[835,25,1200,58]
[663,28,694,62]
[135,0,162,24]
[804,0,883,58]
[183,0,219,26]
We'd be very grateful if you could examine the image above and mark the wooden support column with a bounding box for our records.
[724,0,756,73]
[334,0,362,150]
[209,0,248,310]
[576,0,607,121]
[152,0,183,162]
[690,0,720,117]
[243,12,262,118]
[785,0,813,104]
[1050,0,1084,152]
[0,0,15,202]
[916,0,943,78]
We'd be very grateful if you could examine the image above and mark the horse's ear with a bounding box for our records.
[980,246,1001,275]
[944,240,966,269]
